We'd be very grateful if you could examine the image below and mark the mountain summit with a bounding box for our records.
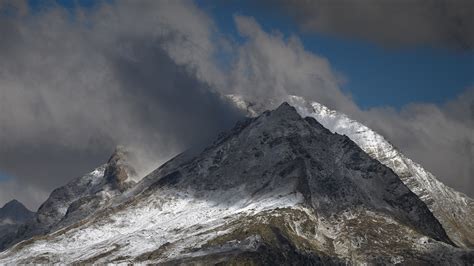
[0,103,472,264]
[229,94,474,249]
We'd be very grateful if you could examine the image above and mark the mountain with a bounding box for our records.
[0,200,34,224]
[229,94,474,249]
[0,103,472,264]
[0,146,137,251]
[0,200,34,251]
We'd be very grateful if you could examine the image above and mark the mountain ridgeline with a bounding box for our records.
[0,146,137,251]
[0,102,472,264]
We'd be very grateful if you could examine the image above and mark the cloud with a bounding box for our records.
[364,88,474,194]
[276,0,474,49]
[220,16,474,197]
[0,2,472,210]
[227,15,358,115]
[0,0,242,210]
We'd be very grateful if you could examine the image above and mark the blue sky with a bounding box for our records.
[196,0,474,109]
[26,0,474,110]
[0,171,10,181]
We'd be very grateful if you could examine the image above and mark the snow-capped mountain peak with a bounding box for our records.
[1,102,472,264]
[227,94,474,248]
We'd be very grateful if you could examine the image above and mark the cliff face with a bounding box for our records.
[1,102,471,264]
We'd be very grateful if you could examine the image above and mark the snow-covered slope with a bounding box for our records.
[228,94,474,248]
[1,103,471,264]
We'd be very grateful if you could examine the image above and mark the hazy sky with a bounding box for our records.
[0,0,473,210]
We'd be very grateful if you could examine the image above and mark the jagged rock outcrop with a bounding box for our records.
[1,103,471,264]
[104,146,138,191]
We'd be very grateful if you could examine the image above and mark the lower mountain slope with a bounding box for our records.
[0,103,472,264]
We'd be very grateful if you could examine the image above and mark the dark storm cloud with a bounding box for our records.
[276,0,474,49]
[0,0,242,209]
